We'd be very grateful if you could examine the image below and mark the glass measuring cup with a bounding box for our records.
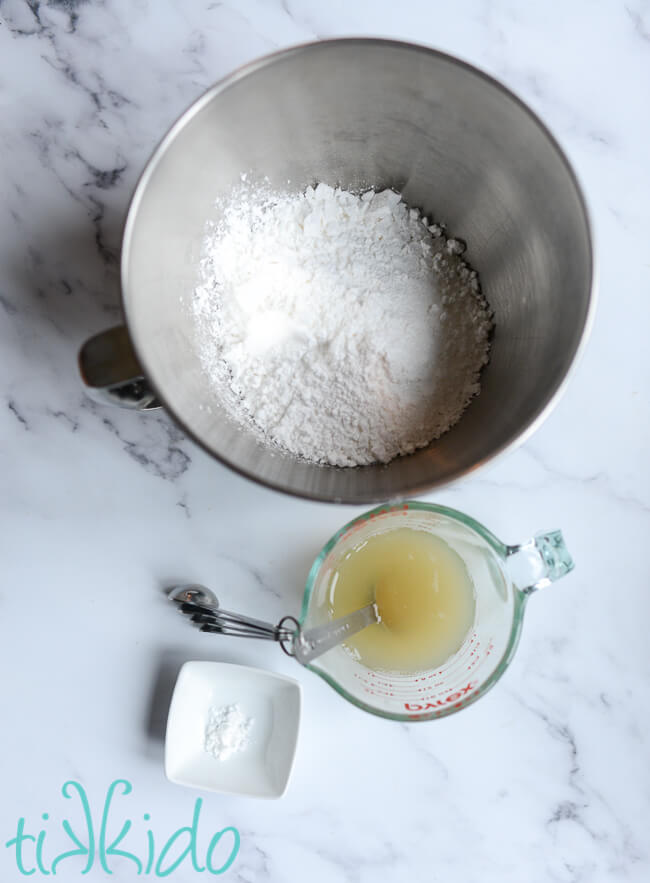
[299,502,574,722]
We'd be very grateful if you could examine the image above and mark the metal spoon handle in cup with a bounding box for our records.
[285,602,380,665]
[168,584,379,664]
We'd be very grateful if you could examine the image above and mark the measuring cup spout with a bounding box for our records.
[505,530,574,594]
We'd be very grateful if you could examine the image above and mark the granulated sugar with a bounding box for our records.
[193,183,492,467]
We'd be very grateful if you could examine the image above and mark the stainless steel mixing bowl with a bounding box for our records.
[80,39,595,503]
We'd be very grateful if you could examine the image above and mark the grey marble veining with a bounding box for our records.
[1,1,648,881]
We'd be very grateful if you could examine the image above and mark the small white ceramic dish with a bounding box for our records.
[165,661,301,798]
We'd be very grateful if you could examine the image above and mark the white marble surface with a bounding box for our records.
[1,1,649,880]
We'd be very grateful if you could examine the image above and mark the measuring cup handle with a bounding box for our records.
[506,530,574,594]
[78,325,161,410]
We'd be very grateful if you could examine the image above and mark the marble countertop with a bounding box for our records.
[1,1,648,880]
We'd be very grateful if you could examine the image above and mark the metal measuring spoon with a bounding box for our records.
[169,585,284,634]
[290,600,380,665]
[168,584,380,665]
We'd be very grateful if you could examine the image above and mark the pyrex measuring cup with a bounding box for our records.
[299,502,574,721]
[172,502,574,721]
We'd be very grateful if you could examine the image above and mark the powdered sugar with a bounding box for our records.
[204,703,252,761]
[193,183,492,466]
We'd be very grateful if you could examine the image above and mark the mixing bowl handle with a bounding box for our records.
[78,325,161,410]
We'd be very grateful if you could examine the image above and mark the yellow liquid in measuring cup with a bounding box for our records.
[327,528,476,672]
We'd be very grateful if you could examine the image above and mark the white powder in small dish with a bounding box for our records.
[193,183,492,467]
[204,703,253,761]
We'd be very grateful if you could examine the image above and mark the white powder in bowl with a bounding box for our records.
[204,703,252,761]
[193,183,492,467]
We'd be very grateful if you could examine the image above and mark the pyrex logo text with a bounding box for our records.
[404,681,476,711]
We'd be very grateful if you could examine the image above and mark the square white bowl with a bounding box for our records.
[164,661,301,798]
